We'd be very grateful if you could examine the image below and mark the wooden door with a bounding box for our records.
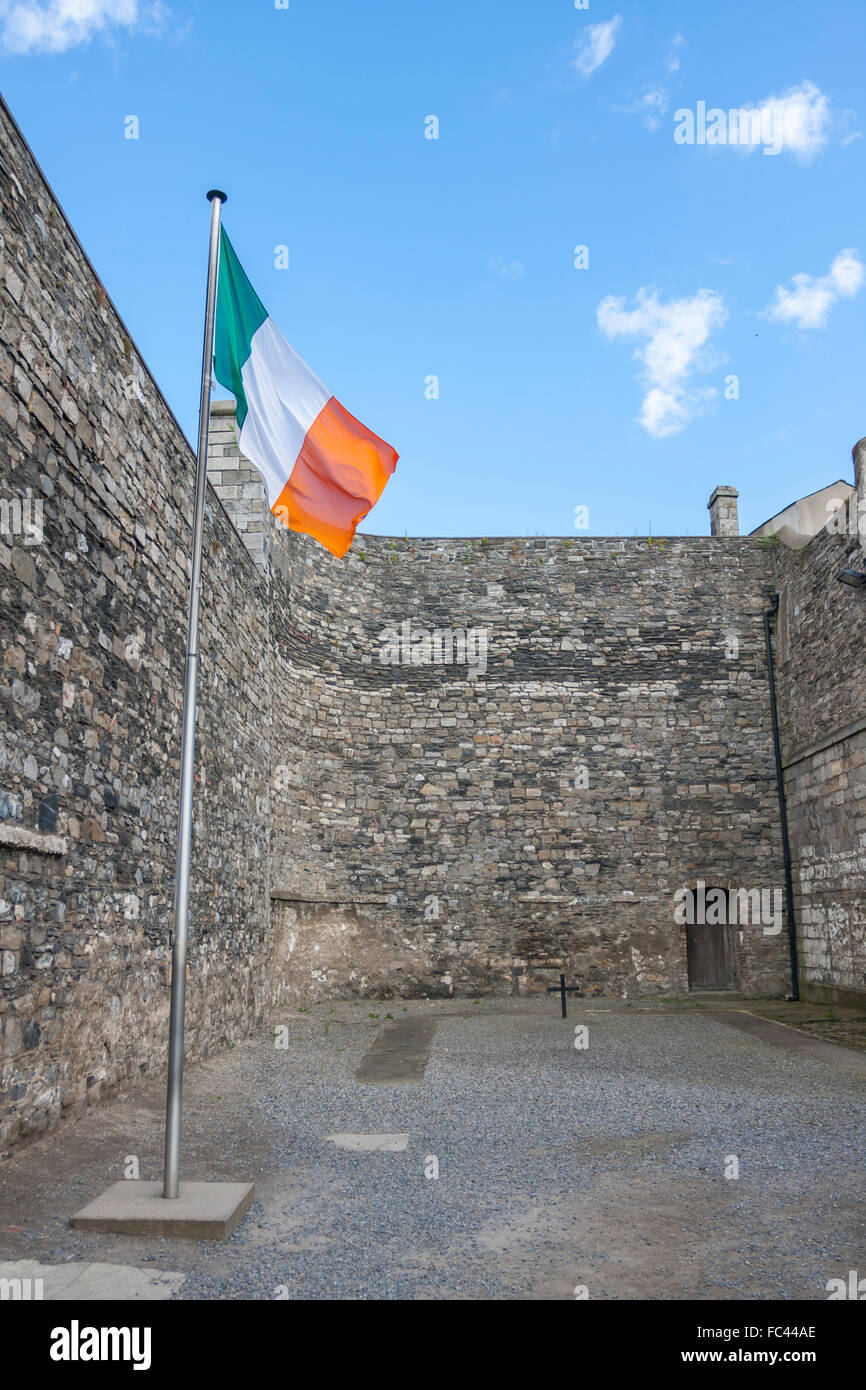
[686,920,735,990]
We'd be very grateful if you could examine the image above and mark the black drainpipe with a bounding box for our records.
[763,592,799,1000]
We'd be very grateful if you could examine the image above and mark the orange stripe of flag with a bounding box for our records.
[272,396,398,558]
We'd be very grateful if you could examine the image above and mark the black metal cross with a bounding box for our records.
[547,973,584,1019]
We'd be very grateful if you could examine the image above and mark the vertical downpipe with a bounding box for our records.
[763,592,800,1001]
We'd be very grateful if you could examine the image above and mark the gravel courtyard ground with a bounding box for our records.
[1,997,864,1300]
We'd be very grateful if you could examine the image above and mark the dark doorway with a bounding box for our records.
[686,898,736,991]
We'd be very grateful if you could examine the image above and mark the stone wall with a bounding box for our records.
[0,95,271,1151]
[773,481,866,1007]
[268,525,789,1002]
[1,89,826,1156]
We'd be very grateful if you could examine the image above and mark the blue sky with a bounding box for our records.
[1,0,864,538]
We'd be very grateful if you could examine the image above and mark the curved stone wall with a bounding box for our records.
[267,524,789,1001]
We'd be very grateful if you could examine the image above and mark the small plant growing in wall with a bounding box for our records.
[389,540,397,564]
[760,532,780,551]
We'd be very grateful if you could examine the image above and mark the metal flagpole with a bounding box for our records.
[163,188,227,1199]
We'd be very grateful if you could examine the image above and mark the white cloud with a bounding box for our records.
[488,252,524,281]
[753,80,831,160]
[0,0,169,54]
[666,33,685,73]
[840,111,862,148]
[672,80,834,159]
[627,88,668,132]
[597,287,728,438]
[764,249,864,330]
[574,15,622,79]
[621,35,682,132]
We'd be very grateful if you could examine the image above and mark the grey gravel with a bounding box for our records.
[2,997,863,1300]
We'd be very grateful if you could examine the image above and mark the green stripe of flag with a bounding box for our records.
[213,226,269,431]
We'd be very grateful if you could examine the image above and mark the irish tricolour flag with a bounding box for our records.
[213,228,398,558]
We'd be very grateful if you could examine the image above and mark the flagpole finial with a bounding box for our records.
[206,189,228,203]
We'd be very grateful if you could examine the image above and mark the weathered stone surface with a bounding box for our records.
[0,95,270,1152]
[773,507,866,1005]
[267,526,789,1004]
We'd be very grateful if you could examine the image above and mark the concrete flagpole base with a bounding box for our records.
[70,1181,255,1241]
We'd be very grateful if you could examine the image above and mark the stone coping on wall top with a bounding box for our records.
[269,889,656,906]
[338,536,763,550]
[275,531,764,556]
[520,893,656,905]
[781,712,866,771]
[0,825,67,855]
[270,890,393,905]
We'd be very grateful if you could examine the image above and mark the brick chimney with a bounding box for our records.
[708,485,739,537]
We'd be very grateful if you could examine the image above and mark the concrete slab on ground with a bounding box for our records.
[326,1134,410,1151]
[0,1259,185,1300]
[354,1017,438,1083]
[705,1008,866,1076]
[69,1181,255,1240]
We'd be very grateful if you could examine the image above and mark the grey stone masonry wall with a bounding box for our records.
[268,523,789,1002]
[0,95,271,1152]
[773,476,866,1007]
[854,438,866,510]
[206,400,269,575]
